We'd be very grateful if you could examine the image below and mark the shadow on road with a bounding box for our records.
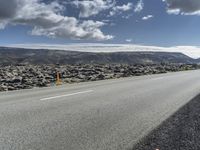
[133,94,200,150]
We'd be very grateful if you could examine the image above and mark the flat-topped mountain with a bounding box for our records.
[0,47,197,65]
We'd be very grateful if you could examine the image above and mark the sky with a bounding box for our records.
[1,0,200,57]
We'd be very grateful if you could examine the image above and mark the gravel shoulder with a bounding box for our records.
[133,94,200,150]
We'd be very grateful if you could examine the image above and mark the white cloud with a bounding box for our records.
[109,2,133,16]
[142,15,154,20]
[10,43,200,58]
[72,0,133,18]
[122,14,133,19]
[134,0,144,12]
[166,9,180,15]
[0,20,8,29]
[163,0,200,15]
[126,39,132,42]
[72,0,114,18]
[0,0,113,40]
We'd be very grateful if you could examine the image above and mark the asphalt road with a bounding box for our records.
[1,70,200,150]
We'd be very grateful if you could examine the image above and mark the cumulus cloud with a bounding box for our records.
[163,0,200,15]
[142,15,154,20]
[72,0,133,18]
[134,0,144,12]
[72,0,114,18]
[0,0,113,40]
[109,2,133,16]
[0,0,19,19]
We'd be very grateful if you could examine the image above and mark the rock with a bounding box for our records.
[0,85,8,91]
[0,63,199,92]
[7,86,16,91]
[97,74,105,80]
[37,78,48,87]
[12,77,23,83]
[77,74,86,80]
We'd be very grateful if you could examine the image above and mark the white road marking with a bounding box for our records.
[40,90,93,101]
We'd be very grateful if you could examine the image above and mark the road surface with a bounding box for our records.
[1,70,200,150]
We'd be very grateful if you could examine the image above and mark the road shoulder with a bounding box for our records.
[133,94,200,150]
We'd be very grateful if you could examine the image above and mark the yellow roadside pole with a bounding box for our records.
[56,72,62,86]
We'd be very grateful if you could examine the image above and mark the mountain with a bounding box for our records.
[0,47,198,65]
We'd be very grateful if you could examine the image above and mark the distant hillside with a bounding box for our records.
[0,47,198,65]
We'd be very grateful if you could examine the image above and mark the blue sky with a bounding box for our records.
[0,0,200,47]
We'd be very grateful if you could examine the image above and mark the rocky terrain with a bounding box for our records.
[1,47,200,91]
[1,64,200,91]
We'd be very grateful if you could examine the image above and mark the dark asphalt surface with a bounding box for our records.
[1,70,200,150]
[133,94,200,150]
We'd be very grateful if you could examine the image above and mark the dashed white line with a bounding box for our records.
[40,90,93,101]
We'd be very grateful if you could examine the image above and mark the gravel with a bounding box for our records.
[133,94,200,150]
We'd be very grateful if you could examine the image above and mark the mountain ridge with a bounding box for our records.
[0,47,198,65]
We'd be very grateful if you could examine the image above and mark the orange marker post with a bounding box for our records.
[56,72,62,86]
